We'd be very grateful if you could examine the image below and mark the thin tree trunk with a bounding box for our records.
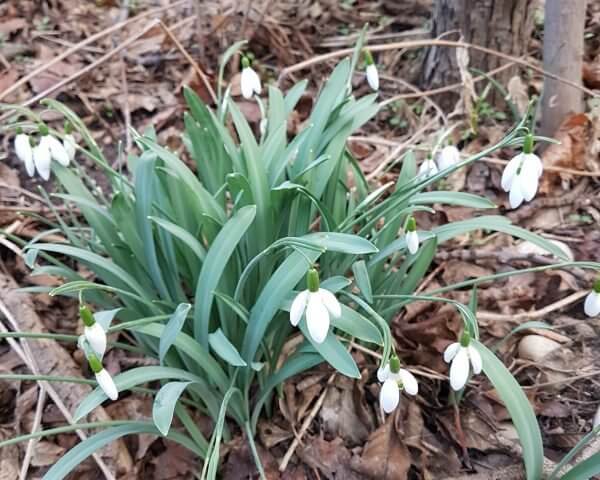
[422,0,535,107]
[540,0,586,137]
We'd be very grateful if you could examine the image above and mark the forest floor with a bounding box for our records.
[1,0,600,479]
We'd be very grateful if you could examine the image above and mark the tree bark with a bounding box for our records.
[421,0,535,107]
[540,0,585,137]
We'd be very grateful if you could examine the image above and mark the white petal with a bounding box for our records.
[468,345,482,374]
[366,64,379,91]
[306,293,329,343]
[418,159,438,178]
[85,323,107,357]
[443,342,461,363]
[63,134,76,161]
[519,160,540,201]
[584,291,600,317]
[380,378,400,413]
[33,144,51,180]
[290,290,308,326]
[240,68,255,99]
[377,364,390,382]
[95,369,118,400]
[449,347,470,391]
[318,288,341,318]
[398,369,418,396]
[437,145,460,170]
[524,153,543,178]
[509,181,524,209]
[15,134,35,176]
[406,231,419,255]
[501,155,521,192]
[42,135,70,166]
[249,68,262,95]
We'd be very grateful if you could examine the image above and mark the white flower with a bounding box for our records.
[501,153,543,209]
[63,133,76,161]
[32,142,52,180]
[584,289,600,317]
[418,158,438,178]
[40,134,70,166]
[14,133,35,177]
[84,322,107,357]
[436,145,460,170]
[377,361,418,413]
[406,231,419,255]
[366,64,379,91]
[95,368,118,400]
[443,341,482,391]
[289,268,341,344]
[240,66,261,99]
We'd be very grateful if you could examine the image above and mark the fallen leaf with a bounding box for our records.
[297,436,361,480]
[539,113,592,194]
[152,443,198,479]
[0,70,18,96]
[319,383,370,446]
[31,441,65,466]
[350,419,411,480]
[0,18,27,36]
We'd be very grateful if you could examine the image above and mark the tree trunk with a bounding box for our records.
[540,0,585,137]
[421,0,535,107]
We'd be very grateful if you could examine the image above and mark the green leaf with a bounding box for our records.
[474,341,543,480]
[302,232,378,254]
[411,191,496,209]
[153,381,192,436]
[43,423,201,479]
[352,260,373,303]
[149,216,207,262]
[194,205,256,347]
[298,321,360,378]
[74,366,211,421]
[159,303,191,364]
[208,328,247,367]
[560,452,600,480]
[93,308,121,331]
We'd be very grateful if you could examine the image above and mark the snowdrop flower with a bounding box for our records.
[405,216,419,255]
[436,145,460,170]
[63,127,77,161]
[29,124,71,180]
[364,50,379,91]
[418,155,438,179]
[80,305,107,357]
[501,134,543,209]
[290,268,341,344]
[584,279,600,317]
[377,355,418,413]
[14,129,35,177]
[88,354,118,401]
[443,332,482,391]
[240,56,261,99]
[32,141,52,180]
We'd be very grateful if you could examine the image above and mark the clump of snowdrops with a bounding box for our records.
[2,36,600,480]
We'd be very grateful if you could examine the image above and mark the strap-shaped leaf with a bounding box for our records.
[159,303,191,364]
[153,381,193,436]
[208,328,246,367]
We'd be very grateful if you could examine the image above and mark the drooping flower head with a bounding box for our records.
[81,304,107,358]
[436,144,460,171]
[501,133,543,209]
[363,49,379,91]
[27,123,71,180]
[88,353,118,401]
[63,121,76,162]
[377,354,418,413]
[290,267,341,344]
[443,331,482,391]
[14,127,35,177]
[405,216,419,255]
[584,278,600,317]
[418,154,439,179]
[240,56,262,100]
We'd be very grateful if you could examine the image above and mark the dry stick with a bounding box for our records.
[477,290,588,322]
[157,20,217,105]
[0,0,188,101]
[278,39,598,98]
[279,370,337,472]
[0,300,115,480]
[19,385,47,480]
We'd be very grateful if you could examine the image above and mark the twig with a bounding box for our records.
[19,385,46,480]
[477,290,588,322]
[278,39,599,98]
[0,0,188,101]
[0,299,115,480]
